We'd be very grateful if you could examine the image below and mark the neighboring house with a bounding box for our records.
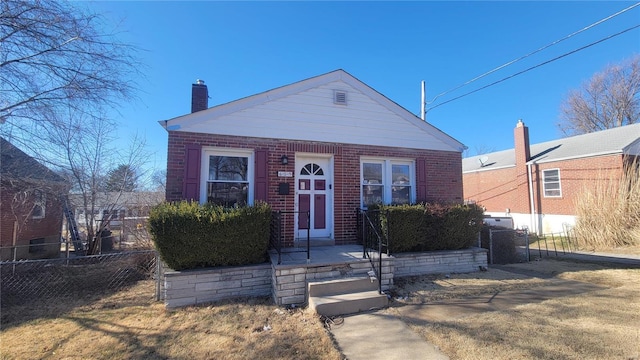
[162,70,466,246]
[0,138,69,260]
[463,121,640,235]
[70,191,164,229]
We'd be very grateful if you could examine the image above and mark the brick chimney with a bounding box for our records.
[514,119,530,166]
[191,79,208,113]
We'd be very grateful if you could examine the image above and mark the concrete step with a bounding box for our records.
[309,290,389,317]
[308,277,388,316]
[308,277,377,297]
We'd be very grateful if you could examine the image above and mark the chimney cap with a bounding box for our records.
[516,119,525,127]
[195,79,205,85]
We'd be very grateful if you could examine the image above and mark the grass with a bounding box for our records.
[0,281,341,360]
[2,257,639,360]
[390,258,640,360]
[573,161,640,249]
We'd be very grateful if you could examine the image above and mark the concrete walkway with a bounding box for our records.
[330,310,449,360]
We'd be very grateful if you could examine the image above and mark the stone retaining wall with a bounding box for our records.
[163,248,487,308]
[393,247,488,278]
[163,263,271,308]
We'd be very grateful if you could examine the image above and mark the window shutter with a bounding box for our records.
[182,144,202,201]
[416,159,427,202]
[255,149,269,202]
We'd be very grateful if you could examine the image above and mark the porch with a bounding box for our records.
[269,245,393,306]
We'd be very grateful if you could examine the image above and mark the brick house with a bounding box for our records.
[162,70,466,246]
[463,121,640,235]
[1,138,69,260]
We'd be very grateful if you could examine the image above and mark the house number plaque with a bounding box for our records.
[278,171,293,177]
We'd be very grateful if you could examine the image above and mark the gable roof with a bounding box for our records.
[161,69,465,153]
[463,123,640,173]
[0,137,66,184]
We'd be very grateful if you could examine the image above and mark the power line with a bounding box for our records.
[427,1,640,105]
[426,23,640,113]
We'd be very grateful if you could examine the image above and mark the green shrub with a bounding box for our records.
[148,201,272,270]
[375,203,483,253]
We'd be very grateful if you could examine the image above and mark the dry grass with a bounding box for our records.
[573,162,640,249]
[0,281,341,360]
[391,258,640,360]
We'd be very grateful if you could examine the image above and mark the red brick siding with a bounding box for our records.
[463,154,624,216]
[0,183,64,260]
[166,131,463,245]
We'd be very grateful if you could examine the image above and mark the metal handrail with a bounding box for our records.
[358,208,387,294]
[270,210,310,264]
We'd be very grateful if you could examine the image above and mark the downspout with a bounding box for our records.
[527,162,537,234]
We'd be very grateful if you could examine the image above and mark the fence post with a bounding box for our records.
[489,228,494,265]
[525,230,530,262]
[155,251,162,302]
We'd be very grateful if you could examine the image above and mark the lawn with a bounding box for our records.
[0,282,341,360]
[2,257,639,360]
[390,258,640,360]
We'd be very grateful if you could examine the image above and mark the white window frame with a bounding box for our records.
[360,157,416,208]
[200,147,255,205]
[542,168,562,198]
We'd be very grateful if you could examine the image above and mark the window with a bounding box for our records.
[361,159,414,207]
[31,190,45,219]
[543,169,562,197]
[202,148,253,207]
[29,238,46,253]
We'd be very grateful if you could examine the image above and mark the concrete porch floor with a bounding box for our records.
[269,245,375,267]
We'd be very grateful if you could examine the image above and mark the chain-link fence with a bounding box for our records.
[480,227,530,264]
[0,250,161,308]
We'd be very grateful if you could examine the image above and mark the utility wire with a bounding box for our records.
[426,23,640,113]
[427,1,640,105]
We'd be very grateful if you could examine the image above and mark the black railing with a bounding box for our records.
[357,208,388,294]
[270,210,310,265]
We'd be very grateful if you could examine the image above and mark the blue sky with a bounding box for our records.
[87,1,640,175]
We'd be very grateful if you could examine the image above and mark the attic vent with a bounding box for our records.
[334,90,347,105]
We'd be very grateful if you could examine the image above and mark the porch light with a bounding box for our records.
[280,155,288,165]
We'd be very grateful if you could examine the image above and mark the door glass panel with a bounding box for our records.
[301,163,324,176]
[315,180,325,190]
[299,179,310,191]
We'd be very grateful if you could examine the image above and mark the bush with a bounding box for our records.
[375,203,483,253]
[149,201,272,270]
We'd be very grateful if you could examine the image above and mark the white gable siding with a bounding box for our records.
[180,81,456,151]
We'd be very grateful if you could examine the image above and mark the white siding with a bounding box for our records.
[168,71,463,152]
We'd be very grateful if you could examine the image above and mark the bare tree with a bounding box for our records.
[22,100,147,255]
[1,1,148,255]
[558,55,640,136]
[463,144,496,158]
[0,0,141,152]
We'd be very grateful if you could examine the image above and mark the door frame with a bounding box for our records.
[294,153,334,240]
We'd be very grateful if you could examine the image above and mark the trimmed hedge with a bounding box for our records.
[375,203,483,253]
[148,201,272,270]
